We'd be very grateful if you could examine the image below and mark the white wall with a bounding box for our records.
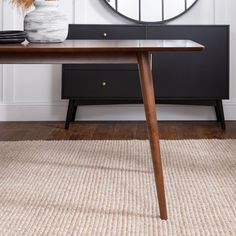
[0,0,235,121]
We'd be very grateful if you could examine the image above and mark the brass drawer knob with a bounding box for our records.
[102,82,107,87]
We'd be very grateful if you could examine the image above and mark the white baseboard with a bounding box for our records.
[0,100,236,121]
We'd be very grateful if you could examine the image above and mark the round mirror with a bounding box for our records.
[104,0,199,23]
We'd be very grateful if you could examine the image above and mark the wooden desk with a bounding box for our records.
[0,40,204,220]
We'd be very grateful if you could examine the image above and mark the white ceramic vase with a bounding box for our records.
[24,0,68,43]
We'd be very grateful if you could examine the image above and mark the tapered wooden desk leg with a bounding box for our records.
[137,52,167,220]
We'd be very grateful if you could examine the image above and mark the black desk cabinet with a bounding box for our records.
[62,24,229,129]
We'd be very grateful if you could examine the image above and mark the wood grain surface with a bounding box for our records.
[0,40,204,52]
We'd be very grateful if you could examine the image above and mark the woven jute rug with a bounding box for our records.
[0,140,235,235]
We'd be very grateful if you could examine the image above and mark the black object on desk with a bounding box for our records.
[0,31,26,44]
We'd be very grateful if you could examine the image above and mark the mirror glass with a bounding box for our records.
[104,0,198,23]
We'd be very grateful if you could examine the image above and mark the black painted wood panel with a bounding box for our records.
[147,25,229,99]
[62,69,141,99]
[67,24,146,40]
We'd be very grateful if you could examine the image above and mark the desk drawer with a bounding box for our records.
[67,25,146,40]
[62,70,142,99]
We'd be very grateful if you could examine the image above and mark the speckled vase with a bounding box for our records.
[24,0,68,43]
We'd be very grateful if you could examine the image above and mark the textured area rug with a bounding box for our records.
[0,140,235,235]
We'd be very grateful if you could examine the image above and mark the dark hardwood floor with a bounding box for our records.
[0,121,236,141]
